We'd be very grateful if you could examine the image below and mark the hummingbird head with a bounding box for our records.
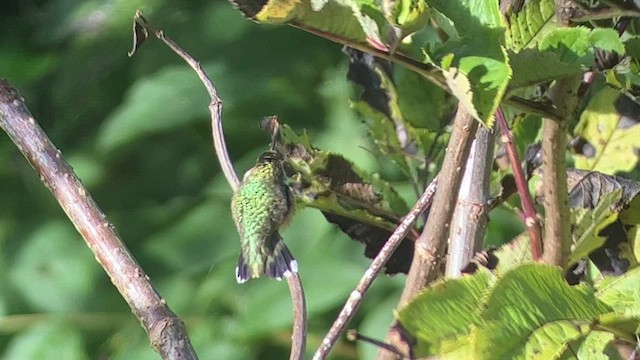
[241,150,284,182]
[257,150,282,164]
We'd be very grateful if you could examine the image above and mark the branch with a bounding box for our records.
[129,12,308,359]
[397,104,477,303]
[376,105,477,360]
[445,125,494,278]
[0,79,198,360]
[495,108,543,260]
[541,75,580,267]
[540,2,582,266]
[313,176,438,360]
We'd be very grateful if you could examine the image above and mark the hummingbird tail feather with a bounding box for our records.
[236,255,252,284]
[265,239,298,281]
[235,234,298,284]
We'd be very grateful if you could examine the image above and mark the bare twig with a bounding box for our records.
[131,12,307,359]
[445,125,494,278]
[313,176,438,360]
[0,80,198,360]
[346,330,407,358]
[495,108,543,260]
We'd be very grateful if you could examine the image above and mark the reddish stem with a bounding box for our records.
[495,108,542,260]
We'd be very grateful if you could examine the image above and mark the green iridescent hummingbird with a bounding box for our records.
[231,150,297,283]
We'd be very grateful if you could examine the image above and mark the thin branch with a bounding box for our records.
[131,12,307,359]
[313,176,438,360]
[495,108,543,260]
[346,330,408,359]
[0,79,198,360]
[397,105,477,304]
[445,125,495,278]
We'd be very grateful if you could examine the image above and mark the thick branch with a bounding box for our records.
[313,177,438,360]
[398,105,477,304]
[541,75,581,266]
[0,79,198,360]
[445,125,494,278]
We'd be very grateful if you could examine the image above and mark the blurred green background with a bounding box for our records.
[0,1,522,359]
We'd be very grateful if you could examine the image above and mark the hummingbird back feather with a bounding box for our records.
[231,150,297,283]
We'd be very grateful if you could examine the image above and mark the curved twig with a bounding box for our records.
[0,79,198,360]
[130,12,308,360]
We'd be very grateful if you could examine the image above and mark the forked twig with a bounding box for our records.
[313,177,438,360]
[0,80,198,359]
[129,11,307,359]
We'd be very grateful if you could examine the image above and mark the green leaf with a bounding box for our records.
[492,233,533,275]
[596,266,640,320]
[475,264,611,360]
[233,0,385,49]
[3,320,88,360]
[504,0,556,51]
[568,190,622,267]
[272,122,415,273]
[589,28,626,56]
[97,65,211,152]
[557,331,623,360]
[524,320,586,359]
[508,49,583,89]
[574,87,640,174]
[397,269,493,357]
[427,0,510,125]
[9,222,99,312]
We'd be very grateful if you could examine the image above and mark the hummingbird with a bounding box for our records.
[231,150,297,283]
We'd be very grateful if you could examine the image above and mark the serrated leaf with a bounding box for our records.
[232,0,387,49]
[475,264,610,360]
[397,269,493,357]
[557,331,623,360]
[426,0,510,125]
[508,48,583,89]
[492,232,533,275]
[573,87,640,174]
[596,266,640,320]
[568,190,622,268]
[524,320,586,359]
[504,0,555,51]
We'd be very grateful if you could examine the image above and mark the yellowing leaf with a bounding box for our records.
[574,87,640,174]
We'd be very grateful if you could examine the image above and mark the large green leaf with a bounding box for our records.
[509,27,625,91]
[503,0,555,51]
[426,0,510,125]
[574,87,640,174]
[596,266,640,320]
[475,264,611,359]
[397,269,493,357]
